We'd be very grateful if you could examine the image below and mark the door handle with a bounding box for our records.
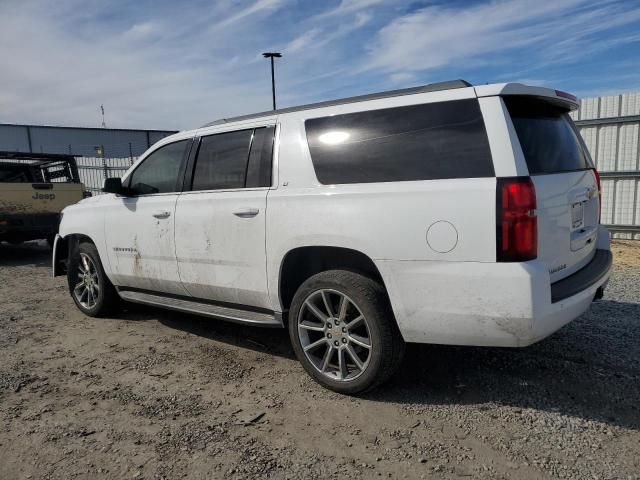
[152,210,171,219]
[233,207,259,218]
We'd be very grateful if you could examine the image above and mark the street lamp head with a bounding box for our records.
[262,52,282,58]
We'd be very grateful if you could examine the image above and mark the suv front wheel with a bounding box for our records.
[67,242,119,317]
[288,270,405,394]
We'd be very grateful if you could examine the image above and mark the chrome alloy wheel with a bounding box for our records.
[73,253,100,309]
[297,289,372,382]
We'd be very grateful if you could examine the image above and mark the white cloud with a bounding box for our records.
[285,28,324,54]
[315,0,390,18]
[124,22,157,40]
[0,0,290,129]
[210,0,285,31]
[362,0,640,74]
[283,10,372,55]
[0,0,637,131]
[389,72,417,84]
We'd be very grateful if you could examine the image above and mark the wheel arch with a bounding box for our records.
[278,246,388,313]
[53,233,101,277]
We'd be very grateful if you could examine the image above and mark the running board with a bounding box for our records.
[118,290,283,327]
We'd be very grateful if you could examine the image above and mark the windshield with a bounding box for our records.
[504,96,593,174]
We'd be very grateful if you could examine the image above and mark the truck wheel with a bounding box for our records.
[288,270,405,394]
[67,242,119,317]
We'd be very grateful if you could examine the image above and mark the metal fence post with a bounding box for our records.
[26,126,33,153]
[100,145,107,181]
[129,142,134,165]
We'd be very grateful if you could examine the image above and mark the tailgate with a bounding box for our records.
[532,171,599,282]
[0,183,84,214]
[504,96,599,282]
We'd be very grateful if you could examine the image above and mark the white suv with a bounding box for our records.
[53,80,612,393]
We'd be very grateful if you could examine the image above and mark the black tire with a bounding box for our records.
[288,270,405,394]
[67,241,120,317]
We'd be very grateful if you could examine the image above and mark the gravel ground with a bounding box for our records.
[0,240,638,480]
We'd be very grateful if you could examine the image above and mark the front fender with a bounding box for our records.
[52,234,67,277]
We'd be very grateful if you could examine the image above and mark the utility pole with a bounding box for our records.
[262,52,282,110]
[100,104,106,128]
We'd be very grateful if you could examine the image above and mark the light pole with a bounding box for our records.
[262,52,281,110]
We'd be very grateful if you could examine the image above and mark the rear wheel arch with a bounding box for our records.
[278,246,388,312]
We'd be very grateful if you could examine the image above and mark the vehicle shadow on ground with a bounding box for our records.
[120,298,639,432]
[366,298,640,432]
[0,241,51,268]
[120,304,295,360]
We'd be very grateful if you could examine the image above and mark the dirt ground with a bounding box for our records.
[0,241,638,480]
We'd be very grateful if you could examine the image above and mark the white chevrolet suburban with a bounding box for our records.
[53,80,612,393]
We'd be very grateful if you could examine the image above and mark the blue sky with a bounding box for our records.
[1,0,639,130]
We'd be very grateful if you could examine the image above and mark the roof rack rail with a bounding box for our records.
[203,79,472,127]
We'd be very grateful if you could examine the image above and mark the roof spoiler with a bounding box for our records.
[474,83,580,111]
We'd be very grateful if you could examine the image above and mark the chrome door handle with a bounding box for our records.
[152,210,171,219]
[233,207,259,218]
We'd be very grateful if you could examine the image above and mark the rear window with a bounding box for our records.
[305,99,494,185]
[505,96,593,174]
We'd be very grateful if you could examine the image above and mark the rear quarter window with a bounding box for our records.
[504,96,593,174]
[305,99,494,185]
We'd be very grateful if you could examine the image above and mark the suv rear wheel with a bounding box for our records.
[288,270,405,394]
[67,242,119,317]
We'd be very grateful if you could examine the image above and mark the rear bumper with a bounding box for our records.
[551,249,612,303]
[376,237,612,347]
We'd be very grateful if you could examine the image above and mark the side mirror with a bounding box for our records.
[103,177,125,195]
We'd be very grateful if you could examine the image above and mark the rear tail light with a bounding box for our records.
[592,168,601,223]
[497,177,537,262]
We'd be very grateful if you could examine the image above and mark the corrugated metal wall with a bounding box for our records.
[0,123,176,157]
[571,92,640,239]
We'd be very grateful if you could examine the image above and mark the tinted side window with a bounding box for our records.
[504,97,592,174]
[246,126,275,188]
[192,130,253,191]
[305,99,494,184]
[128,140,188,195]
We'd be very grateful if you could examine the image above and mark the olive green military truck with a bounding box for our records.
[0,151,89,246]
